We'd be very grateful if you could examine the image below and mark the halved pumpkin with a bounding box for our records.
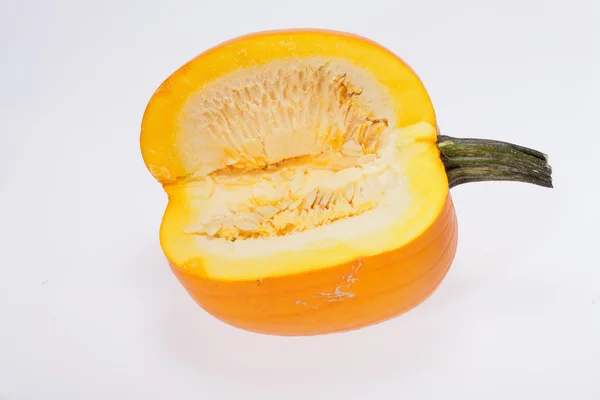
[140,29,552,336]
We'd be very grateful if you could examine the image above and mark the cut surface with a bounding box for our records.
[178,57,401,241]
[181,149,402,241]
[179,58,394,176]
[141,30,448,281]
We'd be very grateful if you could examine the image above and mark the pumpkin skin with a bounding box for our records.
[141,29,460,336]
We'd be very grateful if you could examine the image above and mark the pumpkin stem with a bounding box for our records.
[437,135,553,189]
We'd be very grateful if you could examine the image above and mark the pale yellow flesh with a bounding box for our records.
[177,58,395,176]
[152,54,447,281]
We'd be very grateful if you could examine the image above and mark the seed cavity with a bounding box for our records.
[186,162,393,241]
[177,58,401,242]
[179,58,392,176]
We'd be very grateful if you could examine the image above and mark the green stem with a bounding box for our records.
[437,135,553,189]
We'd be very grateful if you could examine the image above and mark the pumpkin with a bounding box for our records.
[140,29,552,336]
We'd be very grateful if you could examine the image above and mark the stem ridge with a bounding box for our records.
[437,135,553,189]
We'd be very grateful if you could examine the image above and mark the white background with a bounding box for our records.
[1,0,599,398]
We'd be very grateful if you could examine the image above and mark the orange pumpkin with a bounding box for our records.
[140,29,552,336]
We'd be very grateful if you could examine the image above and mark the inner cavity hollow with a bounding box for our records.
[179,58,400,241]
